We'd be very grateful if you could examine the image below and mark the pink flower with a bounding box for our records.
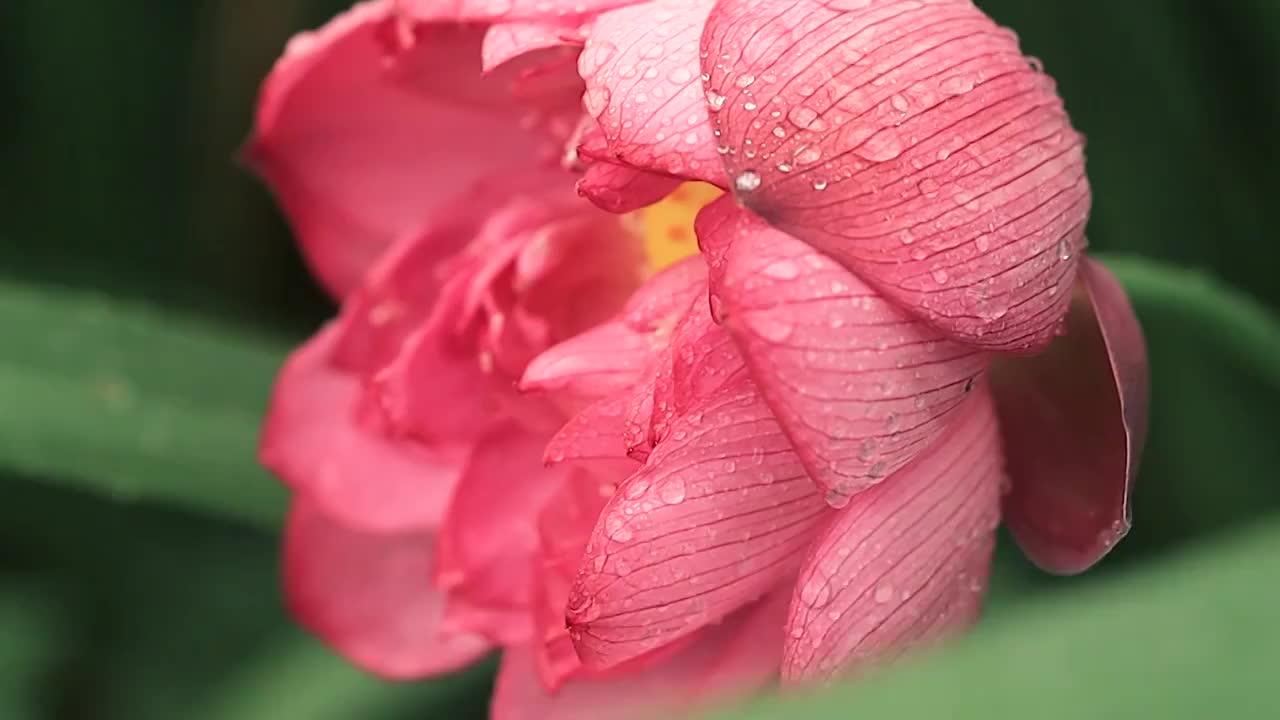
[251,0,1149,716]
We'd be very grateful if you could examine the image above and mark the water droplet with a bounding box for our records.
[974,234,991,252]
[659,479,687,504]
[743,101,758,110]
[789,626,805,639]
[1057,238,1073,261]
[772,126,786,138]
[812,179,828,191]
[869,462,888,478]
[735,74,756,88]
[763,259,800,280]
[885,413,901,432]
[873,584,895,604]
[857,127,903,162]
[857,438,878,461]
[932,268,950,284]
[734,170,761,192]
[746,312,792,342]
[794,145,823,165]
[668,67,692,84]
[939,74,975,95]
[605,517,633,543]
[800,581,832,608]
[705,90,726,111]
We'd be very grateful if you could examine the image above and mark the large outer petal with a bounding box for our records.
[783,388,1003,683]
[700,0,1089,352]
[435,426,574,644]
[283,498,490,679]
[991,258,1149,574]
[248,2,561,297]
[577,0,726,184]
[260,323,465,533]
[567,373,830,670]
[494,593,783,720]
[700,201,988,507]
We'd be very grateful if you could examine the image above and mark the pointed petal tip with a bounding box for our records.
[994,257,1148,575]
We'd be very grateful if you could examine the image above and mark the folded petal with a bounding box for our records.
[567,373,830,670]
[577,162,682,213]
[701,0,1088,352]
[522,321,653,402]
[260,323,465,532]
[435,426,575,644]
[495,593,783,720]
[577,0,726,184]
[371,314,499,443]
[249,3,562,297]
[483,21,584,73]
[701,203,988,507]
[991,258,1149,574]
[783,388,1004,683]
[283,498,490,679]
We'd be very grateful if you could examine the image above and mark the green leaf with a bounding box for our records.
[0,583,67,720]
[0,281,290,528]
[717,520,1280,720]
[197,634,494,720]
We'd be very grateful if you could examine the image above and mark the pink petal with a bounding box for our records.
[619,257,708,330]
[577,0,726,184]
[260,323,466,533]
[483,21,584,73]
[370,315,498,444]
[545,395,644,465]
[283,498,490,679]
[577,162,682,213]
[495,594,783,720]
[567,374,830,670]
[992,258,1149,574]
[782,388,1004,684]
[534,467,622,688]
[248,3,562,297]
[522,321,653,403]
[701,0,1088,353]
[396,0,644,23]
[701,202,988,507]
[435,426,575,644]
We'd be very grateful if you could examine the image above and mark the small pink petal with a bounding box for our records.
[260,323,465,533]
[522,321,652,403]
[249,4,561,297]
[992,258,1149,574]
[482,21,584,73]
[701,203,988,506]
[435,427,575,644]
[701,0,1088,352]
[567,374,830,670]
[782,388,1004,684]
[545,394,645,465]
[283,498,490,679]
[577,0,726,184]
[372,316,498,443]
[577,162,683,213]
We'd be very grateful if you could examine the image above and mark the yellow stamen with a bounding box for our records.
[637,182,723,270]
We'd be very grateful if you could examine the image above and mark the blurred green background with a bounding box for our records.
[1,1,1278,719]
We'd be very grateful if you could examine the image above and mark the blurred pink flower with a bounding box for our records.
[251,0,1148,716]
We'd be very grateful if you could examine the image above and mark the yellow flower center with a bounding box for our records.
[636,182,723,270]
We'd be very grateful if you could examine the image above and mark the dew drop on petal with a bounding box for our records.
[734,170,761,193]
[659,478,687,504]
